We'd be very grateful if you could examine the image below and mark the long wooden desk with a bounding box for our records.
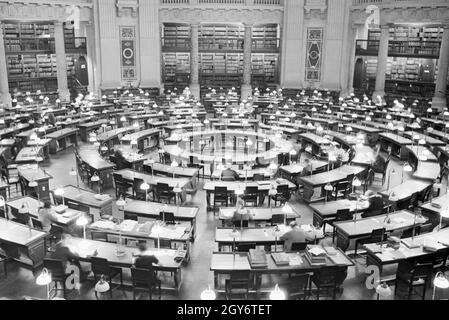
[403,131,446,147]
[57,238,183,293]
[334,210,426,251]
[7,196,82,228]
[15,146,47,164]
[46,128,79,154]
[120,128,160,152]
[78,147,115,188]
[114,169,191,203]
[379,179,432,202]
[310,199,370,227]
[203,179,296,211]
[364,228,449,274]
[52,186,114,221]
[379,133,413,160]
[77,119,109,142]
[122,199,199,239]
[17,165,52,201]
[420,193,449,228]
[0,218,46,269]
[298,165,367,203]
[210,249,353,291]
[218,207,300,226]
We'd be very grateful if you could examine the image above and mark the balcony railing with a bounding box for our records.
[65,37,87,52]
[356,39,441,58]
[160,0,283,6]
[352,0,448,6]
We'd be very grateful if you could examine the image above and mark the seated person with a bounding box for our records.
[52,234,90,281]
[361,191,384,218]
[133,243,159,270]
[221,164,240,181]
[231,198,253,226]
[372,153,386,173]
[39,201,60,232]
[280,221,316,251]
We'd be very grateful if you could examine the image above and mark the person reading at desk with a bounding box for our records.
[221,164,240,181]
[361,191,384,218]
[133,243,159,269]
[231,198,253,227]
[280,221,315,252]
[40,201,60,232]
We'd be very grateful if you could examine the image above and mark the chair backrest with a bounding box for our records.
[133,178,145,192]
[131,267,158,287]
[233,220,249,228]
[91,231,109,242]
[291,242,308,251]
[277,184,289,194]
[313,266,339,285]
[371,228,386,242]
[155,238,171,249]
[43,258,65,278]
[271,214,285,225]
[236,243,256,252]
[411,262,433,280]
[229,270,251,289]
[253,174,265,181]
[215,186,228,195]
[31,218,43,230]
[91,257,112,275]
[157,183,170,192]
[245,186,259,195]
[160,211,175,224]
[336,209,352,222]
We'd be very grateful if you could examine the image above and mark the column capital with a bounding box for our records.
[191,23,200,28]
[243,23,254,28]
[54,20,65,27]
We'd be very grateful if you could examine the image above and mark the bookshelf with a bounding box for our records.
[2,21,86,95]
[162,23,190,50]
[251,53,278,86]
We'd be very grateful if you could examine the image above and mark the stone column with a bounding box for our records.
[54,21,70,102]
[0,22,11,107]
[85,22,97,93]
[190,23,200,99]
[432,24,449,111]
[241,23,253,99]
[372,24,390,102]
[346,24,358,95]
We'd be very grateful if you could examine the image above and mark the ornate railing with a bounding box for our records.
[352,0,448,6]
[160,0,283,6]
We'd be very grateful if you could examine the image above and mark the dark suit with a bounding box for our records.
[134,255,159,270]
[362,196,384,218]
[221,169,240,181]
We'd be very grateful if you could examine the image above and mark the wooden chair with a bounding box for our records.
[271,214,285,226]
[270,184,290,207]
[130,267,161,300]
[213,187,229,212]
[241,186,258,207]
[160,211,176,225]
[354,228,387,256]
[236,243,256,252]
[288,273,311,300]
[43,258,71,299]
[225,271,251,300]
[290,242,308,251]
[133,178,147,201]
[394,261,433,300]
[155,183,175,204]
[329,209,352,243]
[91,257,123,298]
[310,266,340,300]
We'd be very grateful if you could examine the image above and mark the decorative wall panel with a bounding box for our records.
[120,26,136,80]
[305,27,323,82]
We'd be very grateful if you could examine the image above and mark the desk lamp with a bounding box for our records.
[433,272,449,300]
[91,172,101,197]
[324,183,333,204]
[140,182,150,202]
[95,275,110,299]
[401,163,413,184]
[171,160,179,180]
[76,215,89,240]
[439,206,449,230]
[376,282,392,300]
[270,284,286,300]
[200,286,216,300]
[116,197,126,210]
[386,191,399,224]
[36,268,52,300]
[282,203,293,226]
[54,187,65,206]
[173,183,183,211]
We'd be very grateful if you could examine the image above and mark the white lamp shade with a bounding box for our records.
[140,182,150,191]
[200,286,216,300]
[54,188,65,196]
[376,283,392,298]
[434,272,449,289]
[76,216,89,227]
[95,279,110,293]
[36,268,52,286]
[269,284,286,300]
